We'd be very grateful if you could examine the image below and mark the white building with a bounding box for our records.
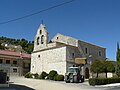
[31,23,106,79]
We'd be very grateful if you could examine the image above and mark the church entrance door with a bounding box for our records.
[85,67,89,79]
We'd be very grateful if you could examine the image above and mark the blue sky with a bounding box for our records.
[0,0,120,60]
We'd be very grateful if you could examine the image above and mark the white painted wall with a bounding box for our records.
[31,46,67,75]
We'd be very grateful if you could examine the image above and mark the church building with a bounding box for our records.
[31,23,106,78]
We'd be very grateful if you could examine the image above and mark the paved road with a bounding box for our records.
[1,76,120,90]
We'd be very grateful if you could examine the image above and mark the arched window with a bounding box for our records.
[40,30,42,34]
[37,37,40,45]
[41,35,44,44]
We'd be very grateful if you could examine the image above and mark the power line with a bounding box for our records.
[0,0,75,25]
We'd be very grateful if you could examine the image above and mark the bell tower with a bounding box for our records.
[33,23,48,51]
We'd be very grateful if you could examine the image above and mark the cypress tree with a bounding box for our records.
[116,42,120,77]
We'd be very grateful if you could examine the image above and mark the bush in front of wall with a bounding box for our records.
[47,70,57,80]
[33,73,39,79]
[39,71,48,79]
[24,72,32,78]
[54,74,64,81]
[89,77,120,86]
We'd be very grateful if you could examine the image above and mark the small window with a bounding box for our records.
[57,37,59,39]
[13,68,17,73]
[0,59,3,64]
[37,37,40,45]
[24,63,29,67]
[99,51,102,56]
[38,55,40,58]
[41,35,44,44]
[13,61,17,64]
[85,48,88,54]
[40,30,42,34]
[6,60,10,64]
[72,53,75,58]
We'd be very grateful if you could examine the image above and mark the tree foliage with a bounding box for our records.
[116,62,120,77]
[117,49,120,62]
[0,43,5,50]
[116,48,120,77]
[102,60,115,78]
[90,60,103,78]
[91,60,115,78]
[0,36,34,54]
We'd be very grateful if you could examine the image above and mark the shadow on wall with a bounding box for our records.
[0,84,35,90]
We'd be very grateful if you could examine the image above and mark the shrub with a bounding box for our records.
[89,78,96,86]
[33,73,39,79]
[24,72,32,78]
[89,77,120,86]
[39,71,48,79]
[0,69,3,72]
[54,74,64,81]
[47,70,57,80]
[0,72,7,84]
[54,74,58,81]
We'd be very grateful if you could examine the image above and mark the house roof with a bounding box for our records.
[0,50,31,59]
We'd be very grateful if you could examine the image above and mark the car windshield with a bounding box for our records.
[68,68,79,73]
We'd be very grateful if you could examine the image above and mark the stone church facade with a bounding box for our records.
[31,23,106,78]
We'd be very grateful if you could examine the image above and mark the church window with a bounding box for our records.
[98,51,102,56]
[85,48,88,54]
[37,37,40,45]
[40,30,42,34]
[72,53,75,58]
[38,55,40,58]
[41,35,44,44]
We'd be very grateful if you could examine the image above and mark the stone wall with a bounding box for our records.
[31,46,67,74]
[51,33,78,47]
[78,40,106,64]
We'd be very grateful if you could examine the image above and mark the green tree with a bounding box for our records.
[0,43,5,50]
[117,50,120,62]
[90,60,103,78]
[116,62,120,77]
[116,42,120,77]
[102,60,115,78]
[0,36,34,54]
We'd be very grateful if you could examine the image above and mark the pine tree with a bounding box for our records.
[116,42,120,77]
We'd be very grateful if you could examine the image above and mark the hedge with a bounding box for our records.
[89,77,120,86]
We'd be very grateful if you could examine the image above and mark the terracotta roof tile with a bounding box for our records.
[0,50,31,59]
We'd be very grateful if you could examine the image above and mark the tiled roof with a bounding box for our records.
[0,50,31,59]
